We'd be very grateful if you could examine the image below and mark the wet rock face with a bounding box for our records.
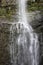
[0,23,23,65]
[0,23,11,65]
[29,12,43,65]
[0,22,32,65]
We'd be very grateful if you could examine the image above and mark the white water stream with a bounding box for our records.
[9,0,39,65]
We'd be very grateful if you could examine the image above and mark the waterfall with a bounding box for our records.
[9,0,39,65]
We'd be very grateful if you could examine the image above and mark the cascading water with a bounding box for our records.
[9,0,39,65]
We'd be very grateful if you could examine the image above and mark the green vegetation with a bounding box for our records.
[0,6,17,19]
[27,2,43,11]
[0,1,43,18]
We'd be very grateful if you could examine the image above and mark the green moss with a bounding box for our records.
[0,8,6,16]
[27,2,43,11]
[0,7,16,19]
[0,2,43,18]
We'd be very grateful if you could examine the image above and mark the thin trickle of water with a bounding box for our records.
[9,0,39,65]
